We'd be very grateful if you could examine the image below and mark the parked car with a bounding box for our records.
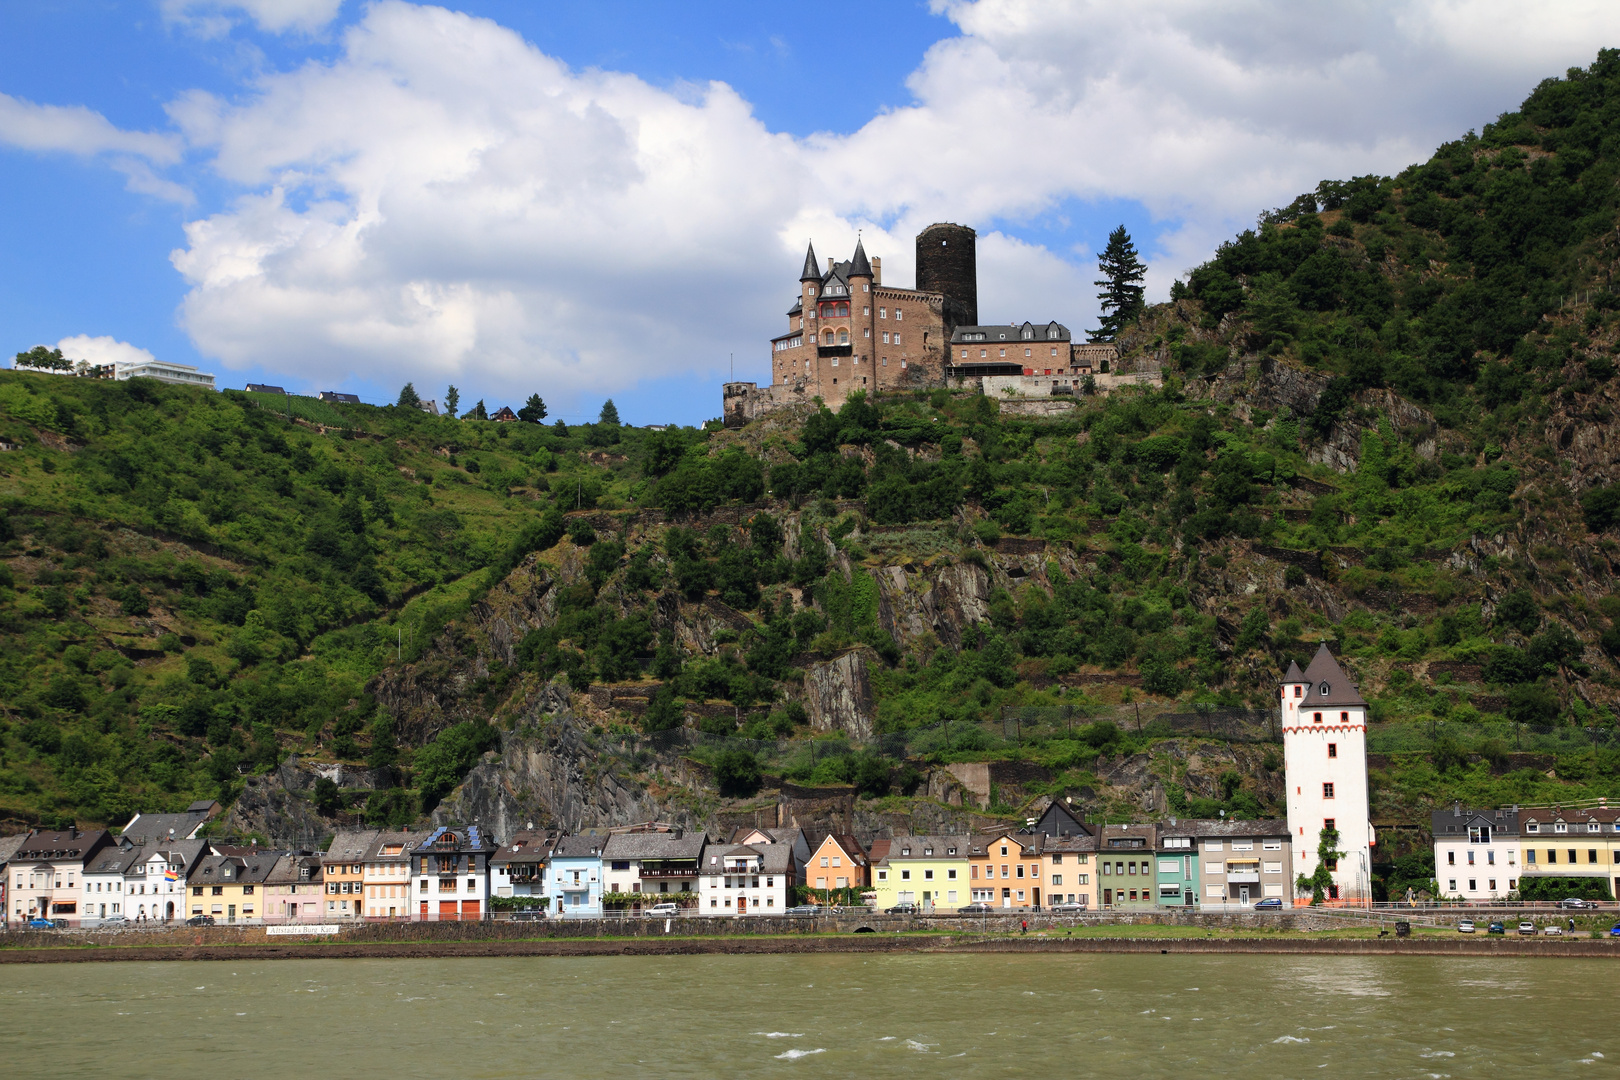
[186,914,216,927]
[510,909,547,921]
[51,919,68,929]
[1558,897,1591,909]
[644,902,682,917]
[783,905,820,916]
[1517,921,1536,935]
[1049,901,1088,914]
[1457,919,1476,933]
[1609,924,1620,937]
[1487,921,1506,935]
[99,914,130,926]
[1252,897,1283,910]
[886,902,919,915]
[957,902,994,914]
[25,917,55,930]
[1543,925,1564,936]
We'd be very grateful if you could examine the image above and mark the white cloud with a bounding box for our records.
[161,0,345,37]
[56,335,158,369]
[0,92,192,203]
[0,92,180,162]
[152,0,1620,409]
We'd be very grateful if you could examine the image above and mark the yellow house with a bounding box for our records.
[186,852,276,924]
[870,835,969,912]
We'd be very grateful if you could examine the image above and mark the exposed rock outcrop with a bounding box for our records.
[803,647,877,738]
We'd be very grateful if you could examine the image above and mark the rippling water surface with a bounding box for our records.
[1,953,1614,1077]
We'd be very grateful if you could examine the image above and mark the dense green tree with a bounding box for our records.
[518,394,548,423]
[396,382,421,409]
[599,399,620,426]
[444,384,460,418]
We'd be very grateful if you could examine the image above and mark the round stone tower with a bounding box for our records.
[915,222,978,331]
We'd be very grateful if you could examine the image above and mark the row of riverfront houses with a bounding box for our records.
[2,798,1308,926]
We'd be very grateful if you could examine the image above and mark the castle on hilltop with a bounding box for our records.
[725,223,977,423]
[724,223,1123,424]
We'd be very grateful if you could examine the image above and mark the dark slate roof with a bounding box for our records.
[0,833,29,865]
[87,847,142,875]
[968,831,1042,857]
[849,237,872,278]
[1300,644,1365,707]
[324,828,382,864]
[120,809,212,842]
[317,391,361,404]
[950,321,1070,344]
[700,843,792,876]
[800,241,820,282]
[1032,800,1093,837]
[14,828,112,863]
[263,853,325,885]
[1432,806,1520,836]
[492,830,559,867]
[552,835,605,859]
[787,298,802,316]
[1185,818,1290,838]
[245,383,285,394]
[367,830,415,861]
[875,835,969,862]
[1043,834,1098,854]
[602,831,704,860]
[191,853,277,884]
[126,839,208,876]
[1282,659,1305,683]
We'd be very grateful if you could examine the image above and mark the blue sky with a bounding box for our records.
[2,1,1617,424]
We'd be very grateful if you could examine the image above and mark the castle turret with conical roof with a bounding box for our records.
[1281,643,1373,905]
[799,241,821,283]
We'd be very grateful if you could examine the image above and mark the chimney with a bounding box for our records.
[1453,802,1461,817]
[826,257,834,273]
[872,256,882,284]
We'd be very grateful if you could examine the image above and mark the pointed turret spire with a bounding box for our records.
[799,241,821,282]
[849,234,873,278]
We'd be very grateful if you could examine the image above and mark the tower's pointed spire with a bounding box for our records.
[800,240,821,282]
[849,234,872,278]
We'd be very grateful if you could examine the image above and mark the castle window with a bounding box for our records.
[1294,686,1301,698]
[894,309,902,321]
[1328,743,1336,758]
[961,350,968,358]
[863,283,869,292]
[1024,349,1031,357]
[838,329,848,344]
[864,328,870,338]
[980,349,987,357]
[1313,712,1322,723]
[864,306,870,315]
[894,334,900,344]
[882,332,890,344]
[1051,348,1058,356]
[1323,783,1334,799]
[1340,711,1348,722]
[998,348,1005,357]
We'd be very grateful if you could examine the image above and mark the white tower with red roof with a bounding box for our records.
[1281,644,1373,903]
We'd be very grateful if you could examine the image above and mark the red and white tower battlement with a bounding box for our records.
[1282,644,1374,903]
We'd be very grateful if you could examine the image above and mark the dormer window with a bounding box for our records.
[1590,822,1601,833]
[1320,682,1331,696]
[1555,822,1568,833]
[1526,821,1539,833]
[901,847,911,856]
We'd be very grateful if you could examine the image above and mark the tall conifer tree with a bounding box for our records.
[1091,225,1147,341]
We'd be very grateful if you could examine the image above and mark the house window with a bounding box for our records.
[1323,783,1334,799]
[1489,878,1497,891]
[901,870,911,881]
[1526,849,1537,863]
[1449,879,1457,892]
[1447,851,1455,865]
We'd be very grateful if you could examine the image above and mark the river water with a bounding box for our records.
[2,953,1613,1077]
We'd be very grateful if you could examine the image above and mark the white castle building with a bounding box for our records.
[1281,644,1374,902]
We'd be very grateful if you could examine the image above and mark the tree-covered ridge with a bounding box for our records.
[1176,48,1620,425]
[7,52,1620,848]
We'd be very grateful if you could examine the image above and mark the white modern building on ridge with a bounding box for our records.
[113,358,215,389]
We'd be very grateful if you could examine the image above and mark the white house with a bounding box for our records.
[409,824,496,921]
[123,840,208,923]
[1432,805,1521,901]
[601,829,705,911]
[700,843,793,916]
[81,845,142,923]
[490,829,557,902]
[10,828,113,925]
[1282,645,1374,903]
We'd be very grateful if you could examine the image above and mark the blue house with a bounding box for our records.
[548,835,604,917]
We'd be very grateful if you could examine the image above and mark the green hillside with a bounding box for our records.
[6,52,1620,856]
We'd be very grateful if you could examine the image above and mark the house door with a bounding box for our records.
[1032,888,1040,909]
[737,896,747,914]
[1001,889,1011,908]
[420,901,429,918]
[1103,889,1112,907]
[227,904,236,923]
[165,902,174,921]
[1238,886,1250,905]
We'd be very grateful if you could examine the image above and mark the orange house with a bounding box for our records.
[807,835,868,896]
[967,831,1046,909]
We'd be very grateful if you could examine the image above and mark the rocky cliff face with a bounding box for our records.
[803,647,876,737]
